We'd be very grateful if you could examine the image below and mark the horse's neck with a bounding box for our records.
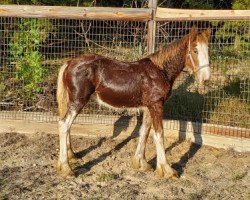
[161,38,188,83]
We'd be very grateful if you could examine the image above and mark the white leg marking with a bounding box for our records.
[66,133,71,149]
[134,108,152,159]
[135,124,146,159]
[132,109,152,171]
[58,110,77,166]
[152,131,178,178]
[153,132,167,165]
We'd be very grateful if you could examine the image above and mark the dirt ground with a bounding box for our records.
[0,131,249,200]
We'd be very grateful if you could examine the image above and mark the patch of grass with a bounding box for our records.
[96,172,118,182]
[0,194,8,200]
[80,172,93,179]
[209,97,250,128]
[0,178,7,187]
[232,170,248,181]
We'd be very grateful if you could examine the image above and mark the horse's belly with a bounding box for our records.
[96,89,142,109]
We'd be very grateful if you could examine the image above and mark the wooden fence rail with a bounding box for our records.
[0,5,250,21]
[156,7,250,21]
[0,5,152,21]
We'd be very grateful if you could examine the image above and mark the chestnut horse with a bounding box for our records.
[57,27,211,178]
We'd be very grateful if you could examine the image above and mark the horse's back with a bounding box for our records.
[63,53,170,107]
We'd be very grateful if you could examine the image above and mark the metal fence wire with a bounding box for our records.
[155,20,250,138]
[0,15,249,138]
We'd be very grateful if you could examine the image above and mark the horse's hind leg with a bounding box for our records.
[132,108,152,171]
[57,108,78,177]
[57,79,94,177]
[149,102,178,178]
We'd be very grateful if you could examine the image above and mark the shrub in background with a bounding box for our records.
[9,18,52,93]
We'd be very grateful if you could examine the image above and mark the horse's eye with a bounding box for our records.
[194,48,198,54]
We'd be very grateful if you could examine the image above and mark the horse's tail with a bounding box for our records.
[57,63,69,119]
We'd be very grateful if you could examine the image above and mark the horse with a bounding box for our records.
[56,27,211,178]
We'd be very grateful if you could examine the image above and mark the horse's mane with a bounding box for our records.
[148,35,189,69]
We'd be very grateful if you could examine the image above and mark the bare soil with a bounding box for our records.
[0,131,249,200]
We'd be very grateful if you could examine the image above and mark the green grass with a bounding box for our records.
[232,170,248,181]
[96,172,118,182]
[209,97,250,128]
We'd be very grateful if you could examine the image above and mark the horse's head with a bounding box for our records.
[185,27,211,86]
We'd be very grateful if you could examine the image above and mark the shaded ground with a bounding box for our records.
[0,131,249,200]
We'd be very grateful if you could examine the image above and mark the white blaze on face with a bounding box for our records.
[196,42,210,84]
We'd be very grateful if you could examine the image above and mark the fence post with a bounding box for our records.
[148,0,157,54]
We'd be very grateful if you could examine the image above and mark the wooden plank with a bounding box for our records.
[0,5,152,21]
[156,7,250,21]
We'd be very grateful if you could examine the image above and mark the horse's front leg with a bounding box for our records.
[132,108,152,171]
[149,103,178,178]
[57,109,77,177]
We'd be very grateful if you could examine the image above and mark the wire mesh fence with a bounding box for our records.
[156,20,250,138]
[0,9,249,138]
[0,17,148,124]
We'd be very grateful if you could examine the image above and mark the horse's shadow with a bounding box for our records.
[168,121,202,176]
[75,114,142,176]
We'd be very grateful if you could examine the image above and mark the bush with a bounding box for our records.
[9,18,52,93]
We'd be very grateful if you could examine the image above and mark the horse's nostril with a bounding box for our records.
[203,79,209,85]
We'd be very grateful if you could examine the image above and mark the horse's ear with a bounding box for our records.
[191,26,198,34]
[202,28,211,41]
[190,26,198,40]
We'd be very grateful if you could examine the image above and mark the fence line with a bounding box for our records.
[0,4,249,139]
[1,5,250,21]
[0,5,152,21]
[156,8,250,21]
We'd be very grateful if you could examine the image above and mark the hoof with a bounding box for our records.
[155,164,178,179]
[68,150,77,161]
[132,157,153,172]
[57,162,75,178]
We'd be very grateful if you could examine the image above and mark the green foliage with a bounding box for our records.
[0,0,119,7]
[232,0,250,9]
[0,0,235,8]
[96,172,117,182]
[9,18,52,93]
[209,97,250,128]
[211,0,250,60]
[232,170,248,181]
[213,21,250,59]
[184,0,214,9]
[158,0,232,9]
